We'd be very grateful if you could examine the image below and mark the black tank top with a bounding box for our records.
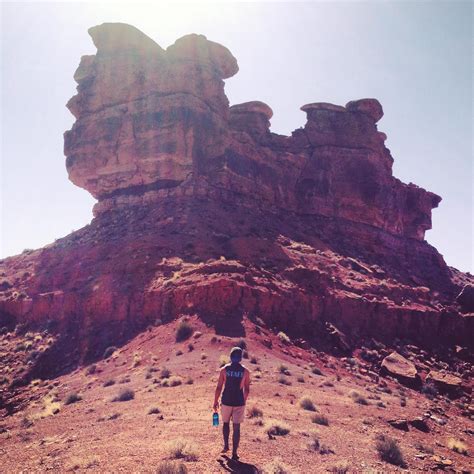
[221,362,245,407]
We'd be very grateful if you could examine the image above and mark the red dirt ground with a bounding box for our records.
[1,317,472,473]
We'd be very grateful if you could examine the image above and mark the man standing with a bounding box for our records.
[213,346,251,460]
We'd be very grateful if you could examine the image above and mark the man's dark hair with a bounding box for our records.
[230,346,243,361]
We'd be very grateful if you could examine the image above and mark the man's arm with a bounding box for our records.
[213,368,225,410]
[242,368,251,402]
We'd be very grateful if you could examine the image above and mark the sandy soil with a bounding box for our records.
[1,317,472,473]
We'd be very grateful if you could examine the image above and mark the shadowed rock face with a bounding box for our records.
[1,24,472,385]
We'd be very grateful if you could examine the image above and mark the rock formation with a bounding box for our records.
[1,23,473,383]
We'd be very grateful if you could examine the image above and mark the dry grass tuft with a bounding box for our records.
[447,438,468,455]
[299,396,316,411]
[263,458,293,474]
[165,438,199,461]
[376,434,406,467]
[265,419,290,436]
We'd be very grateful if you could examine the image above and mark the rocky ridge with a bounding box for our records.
[0,23,473,395]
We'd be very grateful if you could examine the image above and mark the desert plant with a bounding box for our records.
[329,464,349,474]
[86,364,97,375]
[421,383,439,400]
[165,438,199,461]
[112,388,134,402]
[278,364,291,375]
[307,433,321,452]
[147,406,161,415]
[64,392,82,405]
[175,321,193,342]
[263,458,292,474]
[187,343,194,352]
[312,414,329,426]
[350,390,369,405]
[168,376,183,387]
[200,353,207,360]
[277,331,291,344]
[185,377,194,385]
[132,352,142,367]
[297,376,305,383]
[103,379,115,387]
[236,338,247,350]
[250,356,258,364]
[447,438,468,455]
[376,434,406,467]
[103,346,117,359]
[311,367,323,376]
[219,355,229,367]
[265,419,290,436]
[161,368,171,379]
[156,461,188,474]
[248,406,263,418]
[278,375,291,386]
[299,396,316,411]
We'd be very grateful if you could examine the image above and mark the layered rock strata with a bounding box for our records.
[1,23,472,382]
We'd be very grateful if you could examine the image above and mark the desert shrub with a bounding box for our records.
[277,331,291,344]
[132,352,142,367]
[299,396,316,411]
[250,356,258,364]
[168,376,183,387]
[175,321,193,342]
[307,433,320,452]
[263,458,292,474]
[119,376,131,384]
[236,338,247,350]
[187,343,194,352]
[103,379,115,387]
[219,355,229,367]
[86,364,97,375]
[329,464,349,474]
[166,438,199,461]
[278,375,291,386]
[312,414,329,426]
[376,434,406,467]
[265,419,290,436]
[161,368,171,379]
[248,406,263,418]
[421,383,438,400]
[185,377,194,385]
[350,391,368,405]
[311,367,323,376]
[112,388,134,402]
[156,461,188,474]
[447,438,468,455]
[297,376,305,383]
[415,443,434,454]
[147,406,161,415]
[200,353,207,360]
[103,346,117,359]
[64,392,82,405]
[278,364,290,375]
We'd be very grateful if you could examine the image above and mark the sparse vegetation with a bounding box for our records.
[187,343,194,352]
[312,414,329,426]
[350,390,369,405]
[447,438,468,455]
[103,346,117,359]
[161,368,171,379]
[200,352,207,360]
[299,396,316,412]
[167,376,183,387]
[219,355,229,367]
[376,434,406,467]
[147,406,161,415]
[421,383,438,400]
[156,461,188,474]
[86,364,97,375]
[277,331,291,344]
[265,419,290,436]
[185,377,194,385]
[311,367,323,376]
[132,352,142,367]
[250,356,258,364]
[297,375,305,383]
[248,406,263,418]
[278,375,291,386]
[278,364,291,375]
[307,433,321,452]
[64,392,82,405]
[165,438,199,461]
[329,464,349,474]
[112,388,135,402]
[263,458,292,474]
[175,321,193,342]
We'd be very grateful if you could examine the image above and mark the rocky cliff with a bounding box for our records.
[0,23,472,382]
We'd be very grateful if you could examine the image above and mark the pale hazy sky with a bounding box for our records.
[1,1,472,272]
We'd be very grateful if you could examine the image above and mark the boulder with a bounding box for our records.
[381,351,419,386]
[345,98,384,123]
[426,370,463,395]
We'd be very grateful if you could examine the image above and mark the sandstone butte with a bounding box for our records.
[0,23,473,389]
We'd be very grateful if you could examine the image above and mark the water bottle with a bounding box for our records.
[213,412,219,427]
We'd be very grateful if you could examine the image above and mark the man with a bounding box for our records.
[213,346,251,461]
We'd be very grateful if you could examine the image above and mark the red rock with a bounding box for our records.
[426,370,463,393]
[381,352,419,385]
[345,98,384,123]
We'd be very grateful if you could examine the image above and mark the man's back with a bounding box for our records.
[221,362,246,407]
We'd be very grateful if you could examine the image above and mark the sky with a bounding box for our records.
[1,1,472,272]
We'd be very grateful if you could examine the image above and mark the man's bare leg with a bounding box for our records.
[232,423,240,460]
[222,422,230,452]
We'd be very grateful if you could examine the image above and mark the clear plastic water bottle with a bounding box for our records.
[213,412,219,427]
